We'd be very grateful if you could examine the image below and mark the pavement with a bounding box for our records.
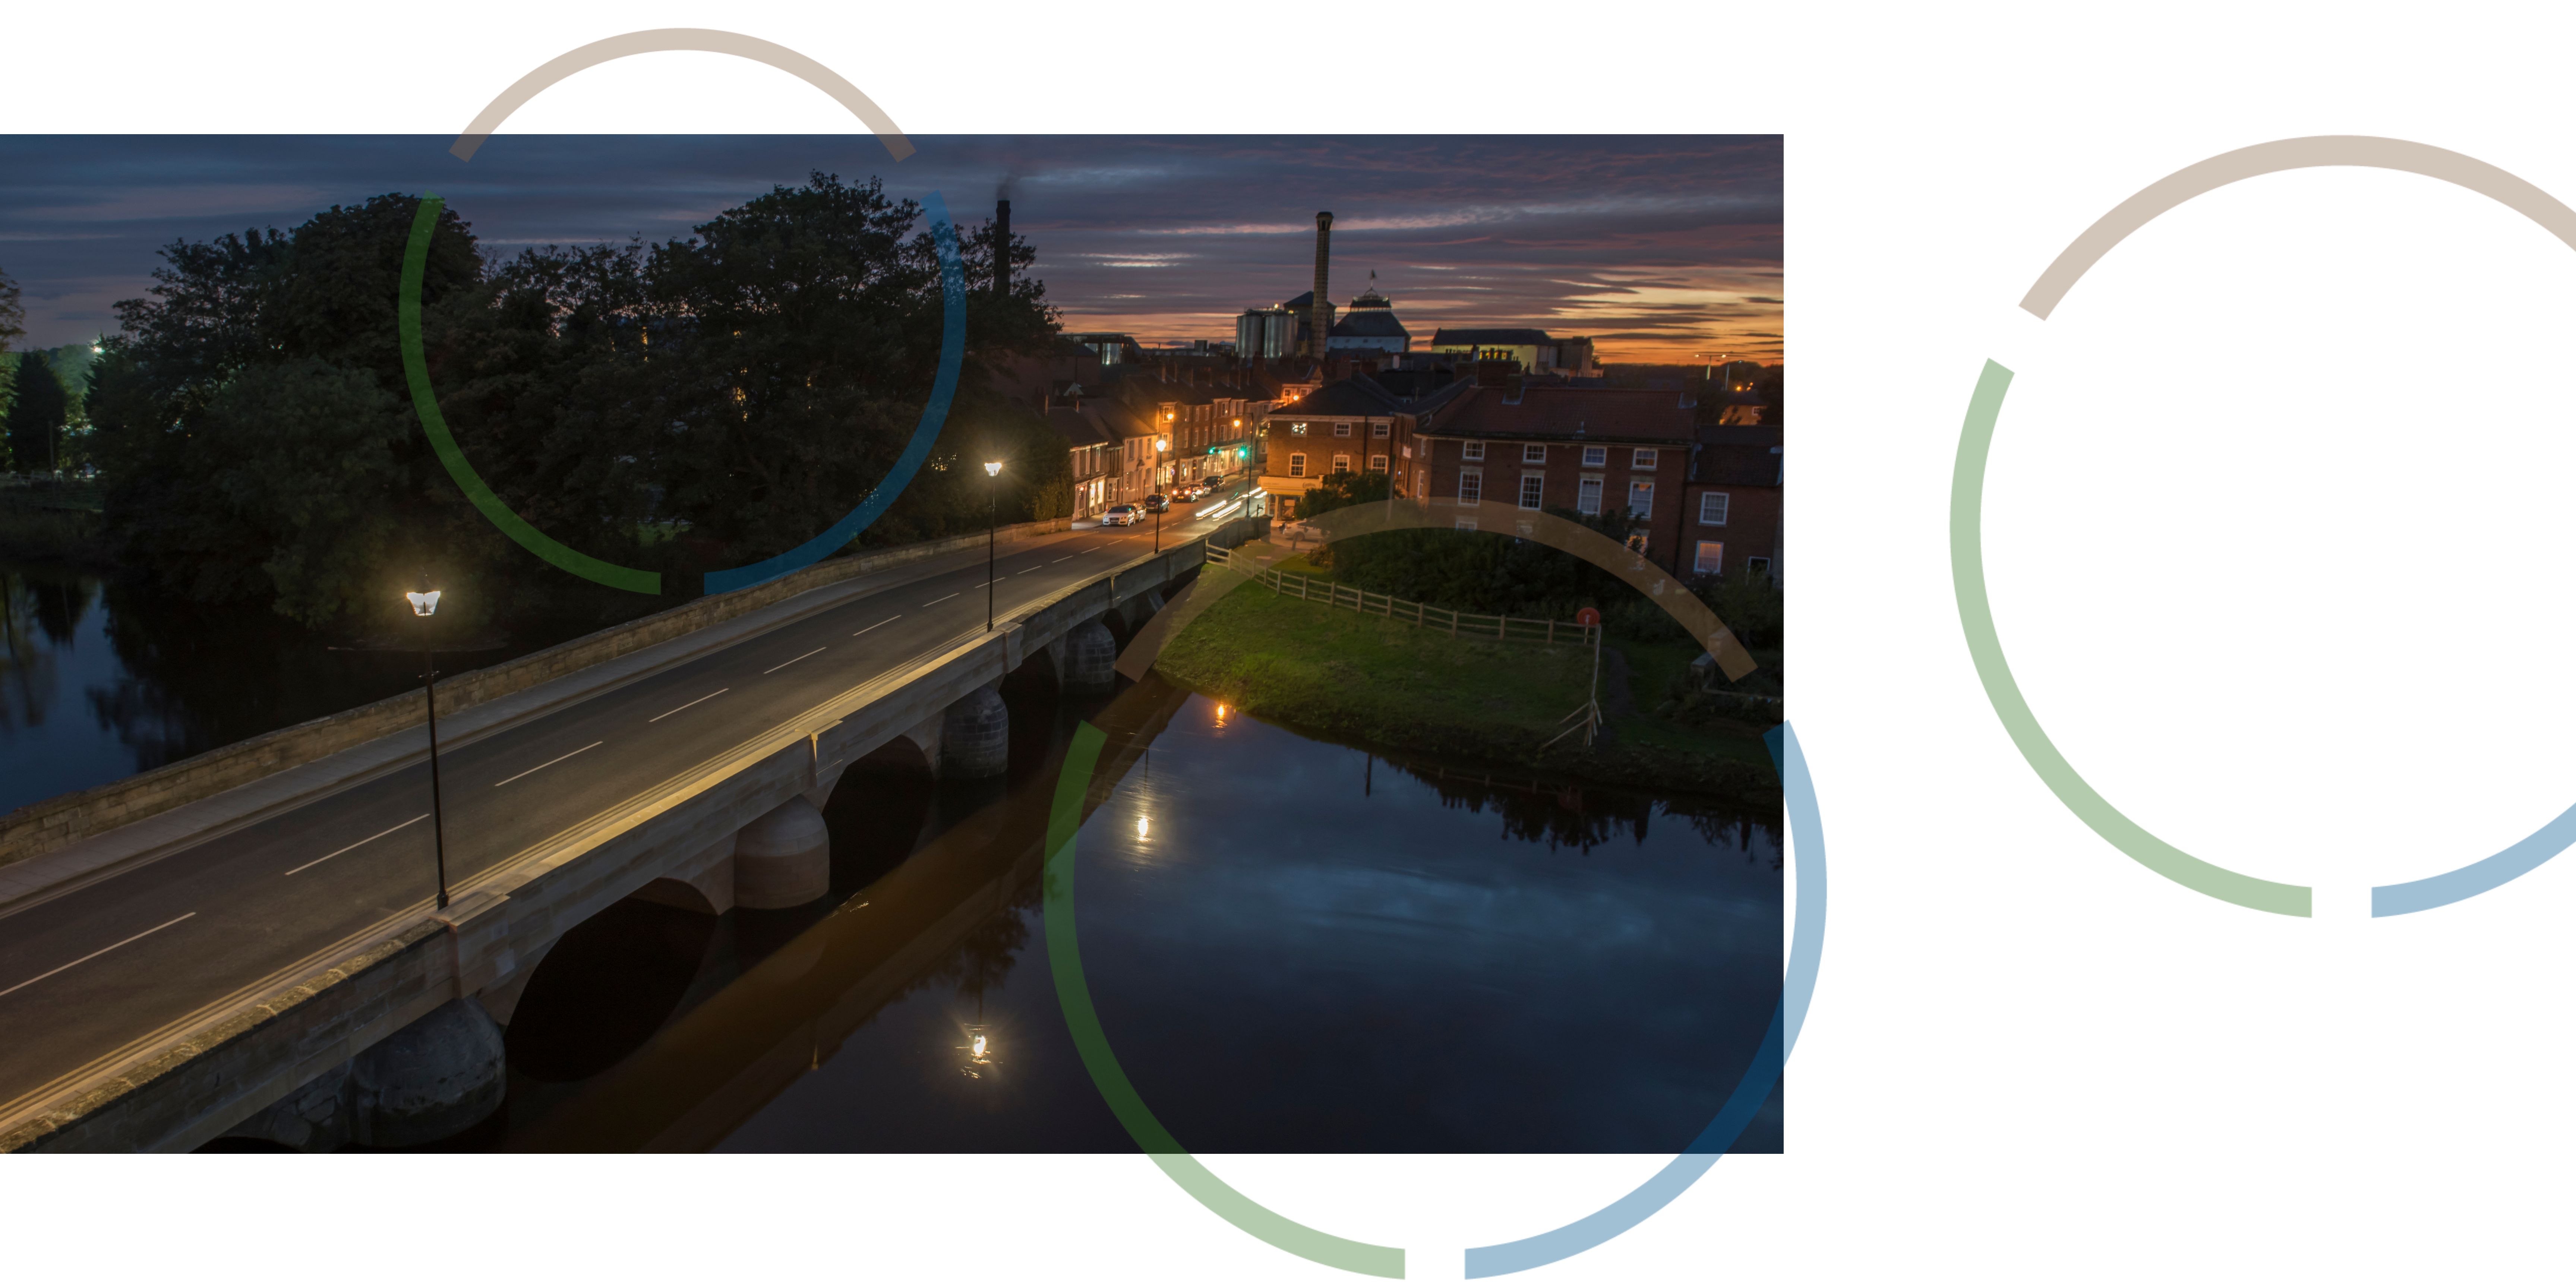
[0,503,1234,1131]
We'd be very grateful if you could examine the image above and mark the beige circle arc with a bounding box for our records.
[2019,134,2576,318]
[447,27,913,162]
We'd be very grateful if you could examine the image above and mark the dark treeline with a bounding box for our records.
[81,173,1070,638]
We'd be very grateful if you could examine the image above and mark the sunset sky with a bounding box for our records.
[0,135,1781,365]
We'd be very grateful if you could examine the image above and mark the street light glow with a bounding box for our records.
[983,460,1003,477]
[405,590,442,616]
[1136,815,1151,840]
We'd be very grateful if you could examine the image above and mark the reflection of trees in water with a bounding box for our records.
[1,567,104,732]
[1384,752,1781,861]
[915,872,1042,1011]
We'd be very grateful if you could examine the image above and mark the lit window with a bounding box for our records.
[1695,540,1724,574]
[1522,443,1547,463]
[1462,442,1485,462]
[1632,448,1659,470]
[1628,481,1654,518]
[1626,532,1650,555]
[1336,423,1354,437]
[1700,492,1730,525]
[1370,454,1389,472]
[1290,453,1307,477]
[1577,477,1603,515]
[1290,422,1309,435]
[1459,469,1483,503]
[1581,445,1606,467]
[1519,474,1544,509]
[1333,455,1351,473]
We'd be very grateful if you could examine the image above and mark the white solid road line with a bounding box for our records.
[494,741,604,787]
[922,592,959,606]
[764,646,826,675]
[283,814,432,876]
[853,614,901,637]
[0,912,198,1000]
[649,688,729,723]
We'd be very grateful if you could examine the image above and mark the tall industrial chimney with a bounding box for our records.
[1309,211,1333,359]
[993,199,1012,297]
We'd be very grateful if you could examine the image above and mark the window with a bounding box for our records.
[1459,468,1483,502]
[1369,454,1389,472]
[1454,518,1479,531]
[1335,422,1354,437]
[1581,445,1606,467]
[1746,556,1772,577]
[1632,448,1659,470]
[1626,532,1650,555]
[1333,454,1351,473]
[1372,423,1389,438]
[1519,473,1545,509]
[1462,441,1485,462]
[1695,541,1724,574]
[1287,421,1308,435]
[1699,492,1730,525]
[1577,477,1603,515]
[1290,453,1307,477]
[1628,481,1654,518]
[1522,443,1547,464]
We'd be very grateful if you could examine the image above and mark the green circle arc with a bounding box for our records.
[1950,359,2311,917]
[397,196,661,594]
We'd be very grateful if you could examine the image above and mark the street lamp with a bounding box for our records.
[1153,436,1170,552]
[983,460,1004,630]
[405,580,452,910]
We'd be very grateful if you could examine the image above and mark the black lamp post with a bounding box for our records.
[405,580,451,910]
[984,459,1004,631]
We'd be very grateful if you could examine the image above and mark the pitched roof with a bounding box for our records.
[1426,386,1697,442]
[1329,310,1409,339]
[1430,327,1555,347]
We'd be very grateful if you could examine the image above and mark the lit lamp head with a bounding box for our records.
[1156,437,1169,452]
[983,460,1003,477]
[405,589,441,617]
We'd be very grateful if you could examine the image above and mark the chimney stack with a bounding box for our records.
[1309,211,1333,359]
[993,199,1011,297]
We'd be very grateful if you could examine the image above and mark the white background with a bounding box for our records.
[8,2,2575,1283]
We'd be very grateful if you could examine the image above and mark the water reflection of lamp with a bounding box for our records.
[1136,815,1151,841]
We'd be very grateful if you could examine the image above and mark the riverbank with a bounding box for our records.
[1155,577,1780,804]
[0,480,107,565]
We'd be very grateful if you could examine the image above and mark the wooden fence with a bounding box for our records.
[1208,547,1597,646]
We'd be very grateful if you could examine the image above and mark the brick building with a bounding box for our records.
[1679,423,1783,582]
[1411,381,1701,574]
[1256,360,1470,512]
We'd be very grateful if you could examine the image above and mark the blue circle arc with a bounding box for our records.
[702,189,967,595]
[2372,800,2576,916]
[1463,720,1828,1278]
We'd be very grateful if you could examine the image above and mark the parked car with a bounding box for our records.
[1101,504,1139,526]
[1143,493,1171,514]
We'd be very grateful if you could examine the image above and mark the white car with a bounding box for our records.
[1101,504,1140,527]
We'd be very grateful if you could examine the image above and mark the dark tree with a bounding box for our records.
[5,353,68,475]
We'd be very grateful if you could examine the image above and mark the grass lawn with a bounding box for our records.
[1158,576,1777,801]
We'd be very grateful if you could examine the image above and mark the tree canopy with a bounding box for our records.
[86,174,1068,634]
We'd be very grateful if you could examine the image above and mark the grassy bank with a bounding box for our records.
[1157,577,1779,802]
[0,482,108,565]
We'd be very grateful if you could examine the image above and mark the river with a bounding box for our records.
[483,673,1785,1155]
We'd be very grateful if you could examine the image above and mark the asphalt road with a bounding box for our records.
[0,500,1233,1122]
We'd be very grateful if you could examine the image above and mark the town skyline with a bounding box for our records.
[0,135,1781,366]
